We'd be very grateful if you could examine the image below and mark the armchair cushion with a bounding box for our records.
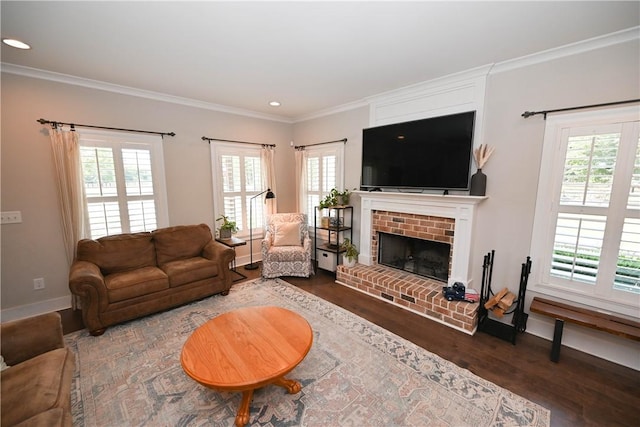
[273,222,302,246]
[0,312,65,366]
[1,349,74,426]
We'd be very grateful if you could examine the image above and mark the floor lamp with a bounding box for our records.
[245,188,275,270]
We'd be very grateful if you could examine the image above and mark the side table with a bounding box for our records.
[216,236,247,282]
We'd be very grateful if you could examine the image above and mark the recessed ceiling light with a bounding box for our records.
[2,38,31,50]
[269,101,281,107]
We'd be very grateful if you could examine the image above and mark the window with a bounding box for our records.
[79,130,169,239]
[211,143,267,236]
[303,143,344,226]
[530,106,639,317]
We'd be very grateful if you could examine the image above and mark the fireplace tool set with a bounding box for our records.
[477,250,531,344]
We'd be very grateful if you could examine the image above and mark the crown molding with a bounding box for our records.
[294,26,639,123]
[0,63,293,124]
[364,64,493,107]
[491,26,639,75]
[292,99,369,123]
[3,27,637,125]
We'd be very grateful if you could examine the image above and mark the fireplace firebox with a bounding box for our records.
[378,232,450,282]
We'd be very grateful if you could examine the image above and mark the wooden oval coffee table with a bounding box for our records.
[181,306,313,426]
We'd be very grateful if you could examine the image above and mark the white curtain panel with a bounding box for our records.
[49,128,87,308]
[294,148,307,214]
[261,145,277,214]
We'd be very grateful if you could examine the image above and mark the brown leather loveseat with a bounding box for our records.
[69,223,234,336]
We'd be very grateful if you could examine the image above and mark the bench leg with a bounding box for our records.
[551,319,564,362]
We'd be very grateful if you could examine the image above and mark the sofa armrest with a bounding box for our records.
[202,240,235,264]
[69,260,111,334]
[69,260,107,300]
[0,312,65,366]
[201,240,235,290]
[261,231,273,256]
[303,235,312,252]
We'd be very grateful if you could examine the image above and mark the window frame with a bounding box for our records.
[529,105,640,318]
[211,142,267,238]
[302,142,345,229]
[78,129,169,239]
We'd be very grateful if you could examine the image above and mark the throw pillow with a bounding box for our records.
[273,222,302,246]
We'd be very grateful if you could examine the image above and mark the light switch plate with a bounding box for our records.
[1,211,22,224]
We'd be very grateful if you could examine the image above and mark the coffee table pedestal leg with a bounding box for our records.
[234,378,301,427]
[274,376,302,394]
[235,390,253,427]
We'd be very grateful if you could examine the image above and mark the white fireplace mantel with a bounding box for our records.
[357,191,487,286]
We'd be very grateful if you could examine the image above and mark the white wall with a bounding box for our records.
[477,39,640,369]
[293,38,640,369]
[1,73,293,318]
[292,106,370,245]
[2,34,638,369]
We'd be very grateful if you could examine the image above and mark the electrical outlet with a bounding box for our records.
[1,211,22,224]
[33,278,45,290]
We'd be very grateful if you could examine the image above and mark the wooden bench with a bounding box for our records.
[530,297,640,362]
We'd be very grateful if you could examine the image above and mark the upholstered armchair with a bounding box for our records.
[261,213,313,278]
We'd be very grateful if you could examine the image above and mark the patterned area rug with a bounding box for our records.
[66,278,550,426]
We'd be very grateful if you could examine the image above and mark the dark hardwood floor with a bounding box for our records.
[60,267,640,427]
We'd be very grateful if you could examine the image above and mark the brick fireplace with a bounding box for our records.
[336,192,486,334]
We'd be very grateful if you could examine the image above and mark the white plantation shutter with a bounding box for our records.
[550,128,619,284]
[530,106,640,317]
[212,143,266,236]
[220,154,244,231]
[79,130,168,239]
[304,143,343,227]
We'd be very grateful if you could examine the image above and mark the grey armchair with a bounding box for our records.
[261,213,313,278]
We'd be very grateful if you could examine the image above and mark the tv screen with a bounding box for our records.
[361,111,476,191]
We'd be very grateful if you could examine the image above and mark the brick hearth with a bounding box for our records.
[336,264,478,333]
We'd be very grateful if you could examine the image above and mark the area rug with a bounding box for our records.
[65,278,550,426]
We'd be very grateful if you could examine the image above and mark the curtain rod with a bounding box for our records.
[521,99,640,119]
[294,138,347,150]
[201,136,276,148]
[37,119,175,137]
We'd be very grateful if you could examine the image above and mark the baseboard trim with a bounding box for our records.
[0,296,72,322]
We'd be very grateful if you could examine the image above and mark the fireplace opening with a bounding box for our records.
[378,232,450,282]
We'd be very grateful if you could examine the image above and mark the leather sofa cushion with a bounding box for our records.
[160,257,219,287]
[77,232,156,275]
[13,408,68,427]
[1,349,73,427]
[105,266,169,303]
[153,224,212,265]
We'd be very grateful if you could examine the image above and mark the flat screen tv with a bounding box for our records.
[361,111,476,191]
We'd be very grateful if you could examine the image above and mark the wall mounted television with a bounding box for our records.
[361,111,476,191]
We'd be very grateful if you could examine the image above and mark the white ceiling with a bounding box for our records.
[1,1,638,121]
